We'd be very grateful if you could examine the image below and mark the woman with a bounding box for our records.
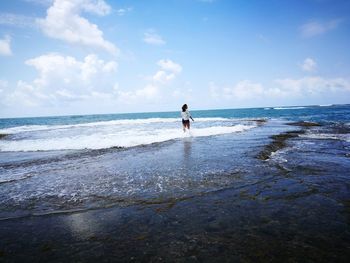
[181,104,194,132]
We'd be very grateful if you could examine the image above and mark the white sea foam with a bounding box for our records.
[0,117,231,134]
[0,124,256,152]
[300,133,350,142]
[273,106,307,110]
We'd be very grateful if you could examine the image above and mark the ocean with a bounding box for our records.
[0,104,350,261]
[1,104,349,151]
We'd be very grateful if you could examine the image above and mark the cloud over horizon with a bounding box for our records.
[209,76,350,103]
[2,53,118,107]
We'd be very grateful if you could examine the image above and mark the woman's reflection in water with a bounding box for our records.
[183,137,192,174]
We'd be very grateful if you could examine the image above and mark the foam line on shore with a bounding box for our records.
[0,117,232,134]
[0,124,256,152]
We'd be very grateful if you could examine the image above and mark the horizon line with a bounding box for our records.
[0,103,348,120]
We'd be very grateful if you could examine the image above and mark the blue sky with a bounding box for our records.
[0,0,349,117]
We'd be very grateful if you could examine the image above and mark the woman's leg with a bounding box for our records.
[183,120,190,131]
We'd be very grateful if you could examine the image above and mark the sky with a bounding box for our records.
[0,0,349,118]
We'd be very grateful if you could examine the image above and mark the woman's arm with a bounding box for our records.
[188,111,194,121]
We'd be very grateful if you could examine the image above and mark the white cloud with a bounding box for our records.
[157,59,182,73]
[301,58,317,72]
[3,53,118,107]
[300,19,342,38]
[209,77,350,101]
[0,35,12,56]
[26,53,117,87]
[5,80,52,107]
[116,59,182,102]
[116,84,160,102]
[0,80,8,94]
[1,54,182,111]
[222,80,264,100]
[135,84,158,99]
[143,30,166,46]
[152,71,175,84]
[274,77,350,96]
[0,13,36,28]
[116,7,132,16]
[81,0,111,16]
[37,0,118,55]
[152,59,182,84]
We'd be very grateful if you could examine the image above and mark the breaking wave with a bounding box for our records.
[0,117,230,134]
[273,106,307,110]
[0,117,256,152]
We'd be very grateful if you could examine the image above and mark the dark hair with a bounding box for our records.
[182,104,188,112]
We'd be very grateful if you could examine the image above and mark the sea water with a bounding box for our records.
[1,104,349,151]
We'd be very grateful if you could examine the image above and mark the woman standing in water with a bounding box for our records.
[181,104,194,132]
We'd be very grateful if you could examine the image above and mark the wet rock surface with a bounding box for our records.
[256,130,304,160]
[287,121,321,127]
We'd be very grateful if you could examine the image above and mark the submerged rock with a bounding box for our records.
[257,131,304,160]
[257,121,323,160]
[287,121,321,127]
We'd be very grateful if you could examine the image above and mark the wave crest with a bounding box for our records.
[0,117,231,134]
[0,124,256,152]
